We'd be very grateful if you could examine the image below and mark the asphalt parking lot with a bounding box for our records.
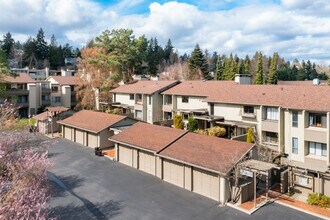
[47,138,319,220]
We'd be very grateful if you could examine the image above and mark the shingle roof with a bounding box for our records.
[159,132,254,175]
[58,110,128,133]
[205,84,330,112]
[33,111,48,121]
[161,80,235,96]
[1,73,34,83]
[110,122,186,152]
[46,106,69,112]
[49,76,79,85]
[110,80,180,95]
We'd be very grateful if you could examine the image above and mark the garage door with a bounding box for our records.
[118,145,133,166]
[138,151,155,175]
[75,129,84,145]
[88,133,98,148]
[163,160,184,187]
[193,168,220,201]
[64,126,72,141]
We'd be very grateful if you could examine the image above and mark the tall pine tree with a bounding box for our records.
[254,52,263,84]
[214,55,223,80]
[268,52,278,84]
[244,55,250,75]
[35,28,49,61]
[188,44,209,79]
[1,32,15,59]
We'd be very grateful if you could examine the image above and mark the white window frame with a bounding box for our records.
[265,107,278,121]
[292,137,298,154]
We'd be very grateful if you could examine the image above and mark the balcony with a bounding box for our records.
[241,112,256,119]
[42,88,51,94]
[134,103,143,111]
[163,104,173,112]
[42,100,51,105]
[262,119,278,133]
[305,127,327,143]
[5,89,29,96]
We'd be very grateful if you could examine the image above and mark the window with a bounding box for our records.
[164,95,172,105]
[149,96,152,105]
[51,86,59,93]
[309,142,327,157]
[292,111,298,127]
[210,103,214,115]
[264,132,278,144]
[113,93,116,102]
[136,94,142,103]
[244,106,254,114]
[309,113,326,128]
[129,94,134,100]
[135,110,142,119]
[182,96,189,103]
[42,95,50,101]
[292,138,298,154]
[52,96,61,103]
[17,95,28,103]
[265,107,278,120]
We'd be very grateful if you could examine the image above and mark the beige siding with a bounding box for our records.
[87,133,98,148]
[64,126,73,141]
[138,151,156,175]
[116,93,135,106]
[163,160,184,187]
[99,129,114,148]
[75,129,84,145]
[118,145,133,167]
[176,96,208,111]
[192,168,220,201]
[156,157,162,178]
[184,166,192,190]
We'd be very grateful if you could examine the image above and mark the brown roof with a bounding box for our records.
[33,112,48,121]
[1,73,34,83]
[58,110,128,133]
[46,106,69,112]
[110,122,186,152]
[110,80,179,95]
[162,80,235,96]
[205,84,330,112]
[159,132,254,175]
[49,76,79,85]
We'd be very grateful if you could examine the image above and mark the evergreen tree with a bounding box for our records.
[209,52,218,73]
[244,55,250,75]
[188,44,209,79]
[214,55,223,80]
[163,38,174,64]
[22,37,37,68]
[268,52,278,84]
[296,60,308,80]
[223,53,236,80]
[1,32,15,59]
[49,35,64,69]
[236,59,244,75]
[254,52,263,84]
[35,28,49,61]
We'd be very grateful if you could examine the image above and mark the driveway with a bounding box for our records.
[48,138,319,220]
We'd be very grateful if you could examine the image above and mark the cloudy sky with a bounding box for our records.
[1,0,330,64]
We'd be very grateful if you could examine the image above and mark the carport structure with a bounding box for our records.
[58,110,136,148]
[110,122,255,205]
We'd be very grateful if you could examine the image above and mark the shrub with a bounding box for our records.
[173,114,184,129]
[195,129,208,135]
[208,126,226,137]
[187,116,198,131]
[246,128,255,143]
[307,193,330,208]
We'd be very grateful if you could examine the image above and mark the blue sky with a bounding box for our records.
[0,0,330,64]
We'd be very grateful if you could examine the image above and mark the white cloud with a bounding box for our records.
[0,0,330,63]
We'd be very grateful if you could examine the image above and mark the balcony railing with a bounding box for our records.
[5,89,29,96]
[42,88,51,94]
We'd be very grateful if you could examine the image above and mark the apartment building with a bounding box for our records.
[161,80,236,131]
[0,73,38,117]
[162,80,330,197]
[110,80,179,123]
[46,76,79,108]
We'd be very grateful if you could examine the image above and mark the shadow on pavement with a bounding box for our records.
[48,200,123,220]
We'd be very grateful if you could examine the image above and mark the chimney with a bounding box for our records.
[235,74,252,85]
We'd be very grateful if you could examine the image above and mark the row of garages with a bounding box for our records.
[111,122,254,204]
[117,144,224,202]
[63,126,102,148]
[58,110,137,149]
